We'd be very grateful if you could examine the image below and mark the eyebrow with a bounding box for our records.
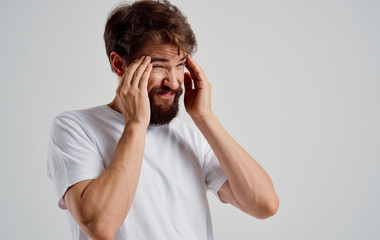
[150,54,189,63]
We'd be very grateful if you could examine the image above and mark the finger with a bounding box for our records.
[139,63,152,89]
[184,72,193,93]
[185,56,206,83]
[116,70,129,95]
[131,56,151,87]
[123,55,146,87]
[116,68,128,94]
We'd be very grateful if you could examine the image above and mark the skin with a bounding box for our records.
[63,43,279,240]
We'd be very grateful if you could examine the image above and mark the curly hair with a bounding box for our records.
[104,0,197,69]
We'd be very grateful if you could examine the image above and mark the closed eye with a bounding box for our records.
[176,63,185,67]
[152,65,165,68]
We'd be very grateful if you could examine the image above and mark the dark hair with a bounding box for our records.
[104,0,197,69]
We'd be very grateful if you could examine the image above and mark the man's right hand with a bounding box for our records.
[64,56,152,240]
[115,55,152,126]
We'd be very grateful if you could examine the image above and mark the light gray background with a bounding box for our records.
[1,0,379,239]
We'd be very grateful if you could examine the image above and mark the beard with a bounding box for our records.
[148,85,183,126]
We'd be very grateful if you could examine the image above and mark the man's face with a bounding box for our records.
[139,43,187,125]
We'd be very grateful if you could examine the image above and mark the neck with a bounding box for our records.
[107,97,122,114]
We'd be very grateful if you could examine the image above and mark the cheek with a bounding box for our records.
[147,73,161,92]
[176,70,185,85]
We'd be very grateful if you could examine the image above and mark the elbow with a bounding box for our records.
[244,193,280,219]
[258,200,279,219]
[80,217,117,240]
[255,194,280,219]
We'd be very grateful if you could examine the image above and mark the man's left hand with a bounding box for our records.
[184,56,213,120]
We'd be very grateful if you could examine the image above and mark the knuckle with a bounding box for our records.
[120,88,128,96]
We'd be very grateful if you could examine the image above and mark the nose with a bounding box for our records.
[162,68,180,90]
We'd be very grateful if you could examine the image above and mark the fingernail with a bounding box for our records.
[145,56,151,61]
[140,56,145,60]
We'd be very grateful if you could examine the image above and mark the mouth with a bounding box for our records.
[157,92,175,99]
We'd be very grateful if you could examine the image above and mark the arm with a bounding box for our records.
[184,56,279,219]
[194,115,279,219]
[64,55,152,240]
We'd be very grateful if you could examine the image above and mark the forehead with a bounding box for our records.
[141,43,187,62]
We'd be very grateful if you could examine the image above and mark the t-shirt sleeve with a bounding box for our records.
[47,114,105,209]
[202,141,228,200]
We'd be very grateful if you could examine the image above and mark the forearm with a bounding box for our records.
[73,122,147,238]
[193,114,278,213]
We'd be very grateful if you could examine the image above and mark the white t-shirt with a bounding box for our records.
[47,105,227,240]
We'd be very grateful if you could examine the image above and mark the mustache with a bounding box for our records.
[150,85,183,96]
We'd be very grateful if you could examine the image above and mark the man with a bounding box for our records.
[47,1,279,239]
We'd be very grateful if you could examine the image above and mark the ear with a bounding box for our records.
[110,52,126,77]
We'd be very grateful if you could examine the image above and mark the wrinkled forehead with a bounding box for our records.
[141,42,188,64]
